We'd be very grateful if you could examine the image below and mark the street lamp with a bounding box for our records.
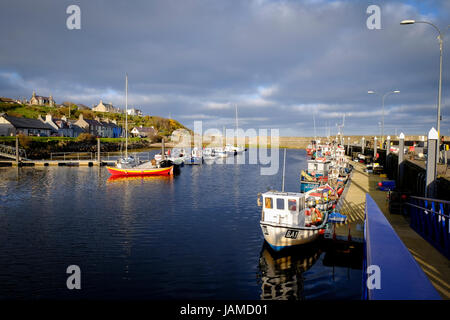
[368,90,400,146]
[400,19,443,156]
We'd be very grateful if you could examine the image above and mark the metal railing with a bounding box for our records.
[49,151,153,162]
[50,152,94,161]
[0,143,27,159]
[405,196,449,259]
[363,194,441,300]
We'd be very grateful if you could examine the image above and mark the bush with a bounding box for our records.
[76,133,97,144]
[151,135,163,143]
[18,134,32,148]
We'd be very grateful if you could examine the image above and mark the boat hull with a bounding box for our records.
[106,166,174,176]
[260,222,322,251]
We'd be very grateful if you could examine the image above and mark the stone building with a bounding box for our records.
[29,91,55,107]
[92,100,120,113]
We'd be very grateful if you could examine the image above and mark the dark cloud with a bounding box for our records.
[0,0,449,136]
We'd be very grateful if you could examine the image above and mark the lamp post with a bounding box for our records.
[368,90,400,146]
[401,19,443,162]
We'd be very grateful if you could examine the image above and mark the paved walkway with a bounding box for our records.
[343,160,450,299]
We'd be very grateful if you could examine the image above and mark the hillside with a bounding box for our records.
[0,102,190,136]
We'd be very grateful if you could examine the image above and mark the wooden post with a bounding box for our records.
[386,136,391,156]
[398,133,405,188]
[425,128,438,198]
[97,138,101,165]
[15,134,19,164]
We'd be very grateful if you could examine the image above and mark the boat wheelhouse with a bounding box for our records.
[307,158,331,177]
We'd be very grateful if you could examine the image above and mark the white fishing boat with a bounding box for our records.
[258,191,327,251]
[258,149,327,251]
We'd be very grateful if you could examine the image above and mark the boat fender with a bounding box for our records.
[337,187,344,195]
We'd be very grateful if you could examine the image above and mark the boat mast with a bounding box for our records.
[235,104,238,147]
[125,74,128,159]
[281,148,286,192]
[313,113,316,142]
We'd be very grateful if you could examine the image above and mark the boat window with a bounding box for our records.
[265,197,273,209]
[288,199,297,211]
[276,198,285,210]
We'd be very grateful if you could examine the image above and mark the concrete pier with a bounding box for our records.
[342,159,450,299]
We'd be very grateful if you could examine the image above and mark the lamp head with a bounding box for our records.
[400,20,415,25]
[393,90,400,93]
[368,90,375,94]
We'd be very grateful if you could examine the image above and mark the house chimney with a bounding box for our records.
[79,113,84,120]
[95,116,100,122]
[61,115,67,122]
[45,114,52,122]
[37,114,44,122]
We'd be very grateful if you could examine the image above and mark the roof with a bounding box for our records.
[132,126,156,133]
[83,119,103,126]
[100,121,120,128]
[0,97,18,103]
[263,191,304,198]
[1,114,54,130]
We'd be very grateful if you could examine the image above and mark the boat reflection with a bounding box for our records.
[107,174,174,183]
[258,243,321,300]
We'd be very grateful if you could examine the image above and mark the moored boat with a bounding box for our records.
[258,191,328,251]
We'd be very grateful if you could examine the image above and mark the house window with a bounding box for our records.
[288,199,297,211]
[276,198,285,210]
[265,197,273,209]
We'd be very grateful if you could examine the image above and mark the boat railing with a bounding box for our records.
[404,196,450,259]
[363,194,441,300]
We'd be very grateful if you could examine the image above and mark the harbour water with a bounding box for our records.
[0,149,362,300]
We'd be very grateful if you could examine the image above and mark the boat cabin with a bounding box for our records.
[307,159,331,176]
[259,191,306,227]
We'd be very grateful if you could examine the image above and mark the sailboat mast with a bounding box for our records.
[313,113,316,141]
[235,104,238,147]
[125,74,128,159]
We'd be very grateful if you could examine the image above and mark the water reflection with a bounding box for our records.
[258,243,321,300]
[107,175,174,183]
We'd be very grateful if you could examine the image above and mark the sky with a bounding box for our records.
[0,0,449,136]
